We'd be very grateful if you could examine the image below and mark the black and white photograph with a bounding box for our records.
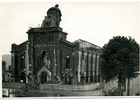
[1,1,140,98]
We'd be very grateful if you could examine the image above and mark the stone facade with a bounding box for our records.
[11,4,101,85]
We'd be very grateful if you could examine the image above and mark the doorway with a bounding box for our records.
[40,72,47,84]
[20,72,26,83]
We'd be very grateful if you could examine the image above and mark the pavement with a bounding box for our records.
[3,87,103,97]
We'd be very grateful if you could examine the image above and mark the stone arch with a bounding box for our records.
[19,71,26,75]
[37,66,51,84]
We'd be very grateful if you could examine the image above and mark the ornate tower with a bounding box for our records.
[27,4,68,84]
[41,4,62,28]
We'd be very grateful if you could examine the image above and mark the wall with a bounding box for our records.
[129,76,139,96]
[40,83,100,91]
[5,73,12,82]
[102,74,140,96]
[3,82,25,88]
[123,74,140,96]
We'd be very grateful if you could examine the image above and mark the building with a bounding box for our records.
[2,62,12,82]
[5,65,12,82]
[11,4,101,85]
[2,61,6,82]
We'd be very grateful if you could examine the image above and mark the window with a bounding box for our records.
[42,51,46,66]
[48,15,51,19]
[65,56,70,69]
[21,55,25,69]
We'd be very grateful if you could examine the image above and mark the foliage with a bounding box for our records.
[100,36,139,83]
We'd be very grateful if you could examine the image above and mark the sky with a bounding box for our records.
[1,2,140,55]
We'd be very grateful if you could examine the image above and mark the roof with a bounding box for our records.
[73,39,101,49]
[18,40,28,47]
[59,39,76,48]
[47,4,62,16]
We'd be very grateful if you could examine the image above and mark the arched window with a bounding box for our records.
[42,51,46,66]
[65,55,70,69]
[21,55,25,69]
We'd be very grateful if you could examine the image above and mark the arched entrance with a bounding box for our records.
[20,72,26,83]
[40,72,47,83]
[37,66,51,84]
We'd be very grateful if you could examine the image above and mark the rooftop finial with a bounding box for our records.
[55,4,59,8]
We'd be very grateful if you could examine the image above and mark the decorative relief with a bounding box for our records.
[34,44,54,48]
[34,33,54,44]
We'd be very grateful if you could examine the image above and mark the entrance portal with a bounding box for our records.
[37,66,51,84]
[40,72,47,83]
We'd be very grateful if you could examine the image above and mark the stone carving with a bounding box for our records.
[34,33,53,44]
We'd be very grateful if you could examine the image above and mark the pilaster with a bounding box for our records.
[25,42,29,83]
[78,51,82,82]
[91,53,96,83]
[87,52,92,83]
[96,54,100,83]
[83,52,88,82]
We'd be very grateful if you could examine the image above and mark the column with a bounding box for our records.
[83,52,87,73]
[96,54,100,83]
[29,35,34,84]
[87,52,92,83]
[98,54,101,82]
[84,52,88,83]
[17,54,21,82]
[57,49,60,77]
[25,43,29,83]
[78,51,82,83]
[91,53,96,83]
[53,48,56,77]
[81,52,84,73]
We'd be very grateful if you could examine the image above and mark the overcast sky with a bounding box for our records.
[1,2,140,55]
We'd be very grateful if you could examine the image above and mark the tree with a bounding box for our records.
[100,36,139,96]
